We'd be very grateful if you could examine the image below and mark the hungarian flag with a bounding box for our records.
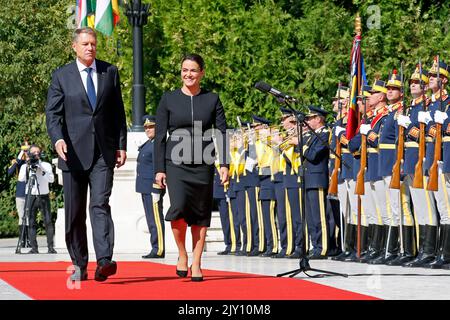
[95,0,120,36]
[346,33,367,140]
[76,0,95,28]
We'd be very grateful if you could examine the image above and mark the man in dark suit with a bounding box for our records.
[45,27,127,282]
[136,115,165,259]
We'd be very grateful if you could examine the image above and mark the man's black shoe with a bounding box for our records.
[234,250,247,256]
[142,252,165,259]
[27,248,39,254]
[95,259,117,282]
[272,252,286,258]
[309,253,328,260]
[287,252,301,259]
[48,247,57,254]
[217,250,231,255]
[247,249,260,257]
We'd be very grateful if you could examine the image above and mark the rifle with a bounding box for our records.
[328,82,343,196]
[355,95,367,195]
[427,55,442,191]
[390,63,406,189]
[413,60,426,188]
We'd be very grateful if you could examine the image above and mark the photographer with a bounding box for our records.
[7,141,31,251]
[18,144,57,254]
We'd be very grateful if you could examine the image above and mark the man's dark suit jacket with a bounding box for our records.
[46,59,127,171]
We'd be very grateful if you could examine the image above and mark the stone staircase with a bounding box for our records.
[204,211,225,252]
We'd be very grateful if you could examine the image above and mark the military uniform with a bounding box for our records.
[301,106,331,258]
[136,115,165,258]
[411,58,450,268]
[214,164,236,255]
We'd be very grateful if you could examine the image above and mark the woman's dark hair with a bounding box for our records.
[181,54,205,70]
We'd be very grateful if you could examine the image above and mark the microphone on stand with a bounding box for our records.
[254,81,299,103]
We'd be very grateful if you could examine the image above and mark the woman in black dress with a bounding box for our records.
[154,54,229,281]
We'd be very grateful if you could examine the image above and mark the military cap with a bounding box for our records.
[386,69,402,88]
[280,107,295,115]
[357,85,373,98]
[410,64,429,84]
[252,114,272,125]
[142,115,156,127]
[305,105,328,118]
[429,56,449,78]
[369,79,387,94]
[333,85,350,99]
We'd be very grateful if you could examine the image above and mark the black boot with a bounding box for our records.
[387,225,417,266]
[332,224,356,261]
[423,225,450,269]
[346,225,369,262]
[18,225,26,248]
[370,226,399,265]
[403,225,425,267]
[404,225,437,268]
[360,224,384,263]
[368,225,391,264]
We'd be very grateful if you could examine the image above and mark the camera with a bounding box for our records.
[27,151,40,169]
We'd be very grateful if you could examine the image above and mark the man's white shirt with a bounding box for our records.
[18,161,54,195]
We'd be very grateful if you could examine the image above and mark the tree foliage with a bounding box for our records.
[1,0,450,236]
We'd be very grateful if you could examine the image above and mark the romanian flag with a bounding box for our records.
[346,33,367,140]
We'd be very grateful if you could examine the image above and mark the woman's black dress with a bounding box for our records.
[154,88,227,226]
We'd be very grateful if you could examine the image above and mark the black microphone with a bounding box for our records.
[254,81,298,103]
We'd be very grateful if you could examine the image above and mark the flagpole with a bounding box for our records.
[354,14,363,259]
[124,0,151,132]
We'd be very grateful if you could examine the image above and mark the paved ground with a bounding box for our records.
[1,237,449,300]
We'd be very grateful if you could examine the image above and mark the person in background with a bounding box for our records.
[137,115,166,259]
[18,144,56,254]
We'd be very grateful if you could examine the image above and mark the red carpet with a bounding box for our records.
[0,262,377,300]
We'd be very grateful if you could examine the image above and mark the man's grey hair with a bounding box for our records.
[72,27,97,43]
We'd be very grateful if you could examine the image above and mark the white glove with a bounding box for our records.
[434,110,448,124]
[359,124,371,135]
[418,111,432,124]
[151,192,160,203]
[245,157,257,172]
[334,126,346,137]
[397,115,411,128]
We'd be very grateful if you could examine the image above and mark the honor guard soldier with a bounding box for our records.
[224,136,242,255]
[404,57,449,268]
[328,84,350,257]
[301,106,331,259]
[346,83,384,263]
[137,115,165,259]
[215,127,240,255]
[230,125,250,256]
[393,64,431,266]
[333,87,368,262]
[244,115,269,256]
[412,57,450,269]
[254,120,279,257]
[272,107,297,258]
[281,112,304,258]
[354,79,390,263]
[367,69,405,264]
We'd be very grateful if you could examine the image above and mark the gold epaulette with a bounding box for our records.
[409,126,420,140]
[368,131,378,143]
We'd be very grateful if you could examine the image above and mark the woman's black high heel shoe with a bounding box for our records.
[190,266,203,282]
[176,257,188,278]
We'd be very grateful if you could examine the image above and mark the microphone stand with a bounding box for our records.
[276,100,348,278]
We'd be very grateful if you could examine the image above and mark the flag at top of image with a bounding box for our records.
[76,0,120,36]
[346,16,367,140]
